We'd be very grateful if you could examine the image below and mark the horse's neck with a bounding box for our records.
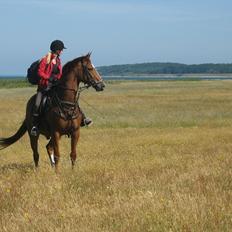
[58,73,80,102]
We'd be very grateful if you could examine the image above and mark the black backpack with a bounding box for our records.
[27,60,41,85]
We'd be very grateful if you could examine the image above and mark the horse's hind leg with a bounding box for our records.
[46,138,55,167]
[29,135,40,167]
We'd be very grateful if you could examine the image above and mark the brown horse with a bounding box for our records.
[0,53,105,171]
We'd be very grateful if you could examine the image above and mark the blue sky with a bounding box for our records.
[0,0,232,75]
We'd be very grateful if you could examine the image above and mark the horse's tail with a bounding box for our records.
[0,120,27,150]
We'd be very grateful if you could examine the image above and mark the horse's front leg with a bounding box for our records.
[29,134,40,168]
[70,129,80,169]
[46,138,55,167]
[52,131,61,172]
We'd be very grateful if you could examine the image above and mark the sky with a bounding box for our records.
[0,0,232,75]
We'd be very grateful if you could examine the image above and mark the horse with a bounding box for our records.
[0,53,105,171]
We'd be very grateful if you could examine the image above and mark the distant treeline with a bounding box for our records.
[97,63,232,75]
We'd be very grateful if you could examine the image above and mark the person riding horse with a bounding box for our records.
[31,40,92,136]
[0,52,105,170]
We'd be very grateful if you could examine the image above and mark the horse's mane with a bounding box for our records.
[62,53,91,75]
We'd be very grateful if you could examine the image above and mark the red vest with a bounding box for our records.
[37,52,62,87]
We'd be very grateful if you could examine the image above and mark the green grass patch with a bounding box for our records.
[0,78,31,88]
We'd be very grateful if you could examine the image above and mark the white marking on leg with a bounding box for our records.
[50,153,55,165]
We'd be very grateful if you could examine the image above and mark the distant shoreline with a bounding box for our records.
[1,74,232,83]
[2,73,232,79]
[0,76,27,80]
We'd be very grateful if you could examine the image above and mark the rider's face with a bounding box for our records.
[55,50,63,56]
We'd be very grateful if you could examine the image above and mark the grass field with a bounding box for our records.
[0,80,232,231]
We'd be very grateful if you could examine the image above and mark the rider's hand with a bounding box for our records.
[48,76,53,82]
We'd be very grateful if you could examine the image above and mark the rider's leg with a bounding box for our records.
[79,108,93,127]
[33,91,43,116]
[31,91,43,136]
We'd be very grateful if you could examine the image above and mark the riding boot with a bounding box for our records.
[31,115,39,136]
[80,108,93,127]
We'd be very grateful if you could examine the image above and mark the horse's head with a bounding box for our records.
[80,53,105,91]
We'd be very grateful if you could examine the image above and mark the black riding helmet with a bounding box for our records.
[50,40,66,52]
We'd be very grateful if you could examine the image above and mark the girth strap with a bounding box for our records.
[60,100,76,107]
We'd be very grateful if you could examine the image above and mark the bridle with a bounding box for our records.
[81,61,101,88]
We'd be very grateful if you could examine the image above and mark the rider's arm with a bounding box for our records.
[37,57,50,79]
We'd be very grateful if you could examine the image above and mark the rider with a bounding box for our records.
[30,40,92,136]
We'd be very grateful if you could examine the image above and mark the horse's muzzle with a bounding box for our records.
[94,81,105,91]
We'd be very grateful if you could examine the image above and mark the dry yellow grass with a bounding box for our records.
[0,81,232,231]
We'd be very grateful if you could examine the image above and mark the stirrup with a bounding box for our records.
[84,118,93,126]
[31,126,39,136]
[81,118,93,127]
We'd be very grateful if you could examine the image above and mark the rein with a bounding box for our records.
[56,84,89,102]
[58,85,77,94]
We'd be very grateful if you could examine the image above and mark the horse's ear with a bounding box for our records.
[87,51,92,57]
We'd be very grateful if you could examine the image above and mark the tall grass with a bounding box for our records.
[0,81,231,231]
